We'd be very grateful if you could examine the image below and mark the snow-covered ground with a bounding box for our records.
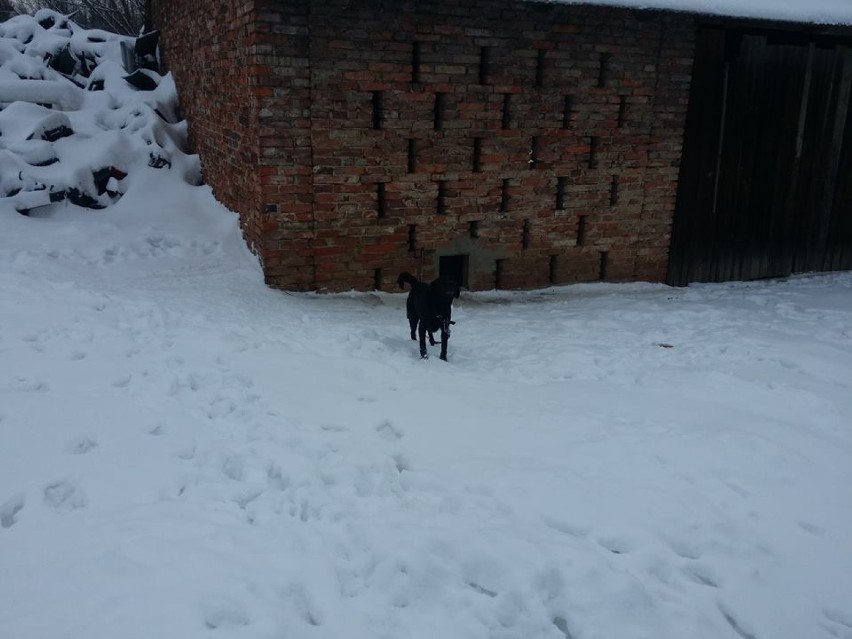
[2,165,852,638]
[2,8,852,639]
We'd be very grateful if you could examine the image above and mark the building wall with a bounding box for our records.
[154,0,696,291]
[151,0,261,234]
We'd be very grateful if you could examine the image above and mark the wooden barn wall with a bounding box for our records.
[668,25,852,285]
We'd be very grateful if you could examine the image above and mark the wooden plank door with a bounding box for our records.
[668,27,852,285]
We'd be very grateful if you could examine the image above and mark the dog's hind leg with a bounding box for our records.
[408,315,418,341]
[428,331,437,346]
[439,328,449,361]
[418,324,429,359]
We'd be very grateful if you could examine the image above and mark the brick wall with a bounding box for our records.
[151,0,265,256]
[154,0,696,292]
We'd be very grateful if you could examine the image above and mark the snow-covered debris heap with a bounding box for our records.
[0,9,198,215]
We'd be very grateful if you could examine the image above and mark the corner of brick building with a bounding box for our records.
[150,0,318,291]
[153,0,696,292]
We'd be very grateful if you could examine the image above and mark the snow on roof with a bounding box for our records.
[548,0,852,26]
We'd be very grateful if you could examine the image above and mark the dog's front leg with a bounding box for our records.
[418,324,429,359]
[439,328,448,361]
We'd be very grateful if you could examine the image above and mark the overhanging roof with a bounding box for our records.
[543,0,852,25]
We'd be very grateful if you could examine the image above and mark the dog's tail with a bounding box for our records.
[397,272,419,290]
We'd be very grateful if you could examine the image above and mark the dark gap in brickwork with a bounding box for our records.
[433,93,445,131]
[411,41,421,83]
[549,255,557,285]
[500,178,509,212]
[472,137,482,172]
[374,268,382,290]
[479,46,490,85]
[562,95,573,129]
[376,182,386,218]
[617,95,627,128]
[436,180,447,215]
[495,258,505,289]
[535,49,545,87]
[599,250,609,280]
[556,176,567,210]
[528,136,539,170]
[588,136,598,169]
[610,174,619,206]
[577,215,587,246]
[408,224,417,252]
[469,220,480,238]
[407,138,416,173]
[441,254,469,288]
[502,94,511,130]
[522,219,530,249]
[371,91,383,130]
[597,53,611,88]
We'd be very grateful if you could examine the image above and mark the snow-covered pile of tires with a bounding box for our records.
[0,9,198,215]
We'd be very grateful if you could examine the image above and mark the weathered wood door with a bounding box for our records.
[668,27,852,285]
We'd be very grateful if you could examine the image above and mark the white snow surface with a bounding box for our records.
[553,0,852,25]
[2,177,852,639]
[1,9,852,639]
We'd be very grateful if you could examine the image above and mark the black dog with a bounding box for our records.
[397,272,460,361]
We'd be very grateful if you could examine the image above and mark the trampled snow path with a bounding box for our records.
[1,171,852,638]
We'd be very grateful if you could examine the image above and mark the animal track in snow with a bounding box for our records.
[467,582,498,598]
[597,535,635,555]
[43,480,87,513]
[683,564,720,588]
[0,494,25,528]
[376,420,404,441]
[112,374,132,388]
[798,520,826,536]
[66,437,98,454]
[823,608,852,634]
[553,616,577,639]
[542,516,589,539]
[10,377,49,392]
[667,538,702,560]
[718,603,758,639]
[201,595,250,630]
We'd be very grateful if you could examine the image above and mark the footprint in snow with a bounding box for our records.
[598,535,635,555]
[718,603,758,639]
[553,616,577,639]
[66,437,98,454]
[542,516,589,540]
[112,374,132,388]
[14,378,49,392]
[683,564,720,588]
[798,520,826,537]
[667,537,702,560]
[376,420,404,441]
[823,608,852,632]
[43,480,87,513]
[0,494,25,528]
[200,596,250,630]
